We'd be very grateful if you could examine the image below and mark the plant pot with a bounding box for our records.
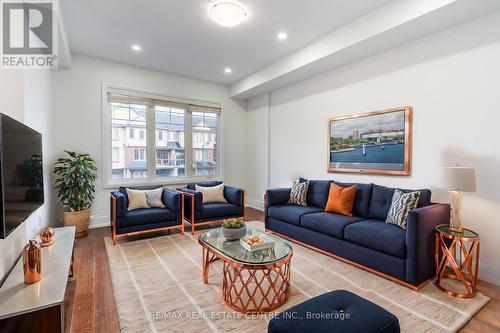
[221,226,246,241]
[63,208,90,237]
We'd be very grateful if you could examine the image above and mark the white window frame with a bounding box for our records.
[111,148,120,162]
[133,148,146,161]
[101,84,223,188]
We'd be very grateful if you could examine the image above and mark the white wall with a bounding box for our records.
[246,12,500,285]
[24,70,52,237]
[50,54,247,228]
[0,69,52,282]
[246,94,269,210]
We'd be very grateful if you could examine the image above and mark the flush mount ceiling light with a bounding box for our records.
[209,1,247,27]
[277,32,287,41]
[131,44,141,51]
[224,67,232,74]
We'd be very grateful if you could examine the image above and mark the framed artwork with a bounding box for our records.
[328,107,412,175]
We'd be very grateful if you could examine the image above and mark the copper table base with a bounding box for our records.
[434,225,480,299]
[201,245,292,313]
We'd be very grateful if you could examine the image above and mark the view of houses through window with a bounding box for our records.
[109,92,219,182]
[192,112,217,176]
[155,105,185,177]
[111,101,148,179]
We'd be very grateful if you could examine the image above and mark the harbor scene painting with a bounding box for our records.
[328,107,411,175]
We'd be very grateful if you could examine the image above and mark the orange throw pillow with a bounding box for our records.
[324,183,358,216]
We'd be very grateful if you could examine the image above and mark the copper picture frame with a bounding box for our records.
[328,106,412,175]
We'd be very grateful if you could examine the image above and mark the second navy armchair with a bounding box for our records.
[177,181,245,234]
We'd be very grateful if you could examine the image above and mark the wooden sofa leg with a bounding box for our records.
[112,234,116,245]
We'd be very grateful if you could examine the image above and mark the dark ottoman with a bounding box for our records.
[268,290,400,333]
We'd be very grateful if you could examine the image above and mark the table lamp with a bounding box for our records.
[438,166,476,232]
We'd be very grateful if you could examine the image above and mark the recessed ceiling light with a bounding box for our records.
[209,1,247,27]
[131,44,141,51]
[277,32,287,40]
[224,67,232,74]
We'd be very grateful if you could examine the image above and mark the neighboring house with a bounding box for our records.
[110,102,216,179]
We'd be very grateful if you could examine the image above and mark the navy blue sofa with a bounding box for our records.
[265,179,450,289]
[177,181,245,234]
[110,187,183,244]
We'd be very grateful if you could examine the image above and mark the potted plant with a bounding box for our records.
[53,151,97,237]
[221,218,246,240]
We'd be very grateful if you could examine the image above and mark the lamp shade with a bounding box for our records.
[438,167,476,192]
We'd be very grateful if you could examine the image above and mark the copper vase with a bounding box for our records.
[39,226,55,246]
[23,239,41,284]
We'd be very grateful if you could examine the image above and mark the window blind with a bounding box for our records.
[106,87,221,111]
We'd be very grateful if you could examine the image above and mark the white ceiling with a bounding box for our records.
[61,0,393,84]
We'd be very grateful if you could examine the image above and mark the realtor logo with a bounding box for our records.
[1,1,58,68]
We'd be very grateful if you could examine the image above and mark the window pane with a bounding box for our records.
[110,102,147,180]
[155,106,185,177]
[192,112,217,177]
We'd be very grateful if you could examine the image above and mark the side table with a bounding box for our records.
[434,224,480,298]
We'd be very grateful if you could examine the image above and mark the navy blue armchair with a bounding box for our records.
[177,181,245,234]
[110,187,184,244]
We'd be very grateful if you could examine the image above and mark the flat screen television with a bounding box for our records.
[0,114,44,239]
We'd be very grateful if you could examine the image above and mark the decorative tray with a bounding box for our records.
[240,235,275,252]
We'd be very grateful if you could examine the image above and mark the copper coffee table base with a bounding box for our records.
[434,227,480,299]
[201,246,292,313]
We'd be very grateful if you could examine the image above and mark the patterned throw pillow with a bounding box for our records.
[288,181,309,206]
[145,188,166,208]
[385,190,421,229]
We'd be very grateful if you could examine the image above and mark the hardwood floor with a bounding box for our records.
[66,207,499,333]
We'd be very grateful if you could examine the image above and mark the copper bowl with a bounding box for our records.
[39,227,55,246]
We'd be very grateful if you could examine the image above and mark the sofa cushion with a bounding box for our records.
[267,205,323,226]
[119,186,129,204]
[268,290,400,333]
[299,177,331,208]
[300,212,364,239]
[344,219,406,258]
[335,182,372,218]
[122,208,176,227]
[414,188,431,207]
[368,185,432,220]
[200,203,242,220]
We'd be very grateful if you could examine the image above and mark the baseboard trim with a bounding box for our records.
[245,197,264,211]
[90,213,110,229]
[479,259,500,286]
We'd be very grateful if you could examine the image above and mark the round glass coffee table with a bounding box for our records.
[198,227,292,313]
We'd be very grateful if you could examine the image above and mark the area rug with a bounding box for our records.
[104,221,488,333]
